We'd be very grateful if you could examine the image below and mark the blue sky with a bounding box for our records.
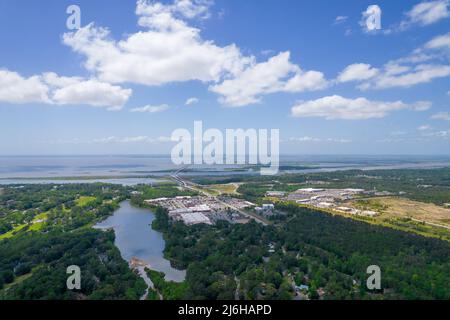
[0,0,449,155]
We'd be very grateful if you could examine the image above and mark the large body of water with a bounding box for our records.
[1,155,450,185]
[94,200,186,283]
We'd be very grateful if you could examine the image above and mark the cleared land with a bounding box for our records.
[0,224,27,240]
[207,183,241,195]
[75,196,97,207]
[345,197,450,229]
[185,183,241,197]
[0,212,49,240]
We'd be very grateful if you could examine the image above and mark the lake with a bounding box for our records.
[94,200,186,283]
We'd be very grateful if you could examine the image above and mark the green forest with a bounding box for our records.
[0,184,146,299]
[1,173,449,300]
[150,203,450,300]
[193,167,450,205]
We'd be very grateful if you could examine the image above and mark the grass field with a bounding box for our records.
[75,196,97,207]
[192,183,242,197]
[207,183,241,195]
[288,198,450,242]
[0,224,27,240]
[0,212,50,240]
[281,194,450,242]
[28,221,46,232]
[346,197,450,228]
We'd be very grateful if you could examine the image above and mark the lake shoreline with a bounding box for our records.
[94,200,186,286]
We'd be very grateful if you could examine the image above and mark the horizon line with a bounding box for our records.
[1,154,450,157]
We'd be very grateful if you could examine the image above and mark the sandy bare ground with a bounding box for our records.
[347,197,450,229]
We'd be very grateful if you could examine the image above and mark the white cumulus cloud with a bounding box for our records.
[0,70,50,104]
[0,70,131,110]
[350,34,450,90]
[93,136,172,144]
[337,63,379,83]
[63,1,328,107]
[210,52,328,107]
[340,30,450,90]
[334,16,348,25]
[185,97,199,105]
[50,78,131,111]
[291,95,431,120]
[431,112,450,120]
[362,64,450,89]
[425,32,450,49]
[62,0,251,87]
[401,0,450,29]
[289,136,351,143]
[130,104,170,113]
[418,125,432,130]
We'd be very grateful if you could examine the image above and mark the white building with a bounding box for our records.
[190,204,211,212]
[299,188,324,193]
[180,212,212,225]
[255,207,263,213]
[262,204,275,210]
[266,191,285,197]
[317,202,334,208]
[145,197,168,203]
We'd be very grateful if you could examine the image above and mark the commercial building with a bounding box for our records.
[265,191,286,197]
[145,195,251,226]
[179,212,212,226]
[262,204,274,210]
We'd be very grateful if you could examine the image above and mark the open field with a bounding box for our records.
[75,196,97,207]
[289,200,450,242]
[0,211,49,240]
[207,183,241,195]
[0,224,27,240]
[180,183,241,197]
[345,197,450,229]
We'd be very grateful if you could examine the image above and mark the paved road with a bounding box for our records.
[170,168,269,226]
